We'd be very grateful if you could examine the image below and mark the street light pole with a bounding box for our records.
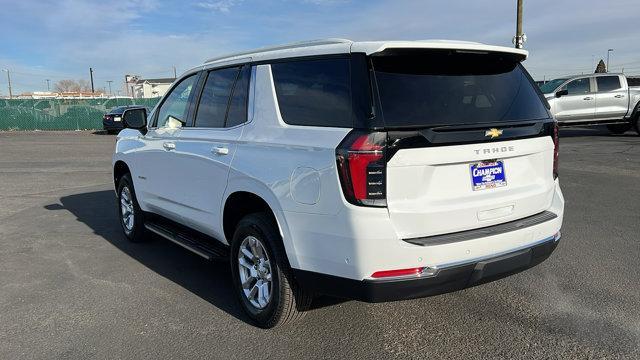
[89,67,95,94]
[2,69,13,99]
[606,49,614,73]
[46,79,50,91]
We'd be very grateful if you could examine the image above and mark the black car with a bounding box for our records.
[103,105,149,134]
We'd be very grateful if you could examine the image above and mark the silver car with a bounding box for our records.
[540,73,640,134]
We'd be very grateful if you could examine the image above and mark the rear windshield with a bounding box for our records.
[371,50,549,128]
[109,106,127,114]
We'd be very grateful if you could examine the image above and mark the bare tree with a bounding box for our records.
[54,79,95,92]
[595,59,607,73]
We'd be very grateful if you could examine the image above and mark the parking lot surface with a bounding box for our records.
[0,128,639,359]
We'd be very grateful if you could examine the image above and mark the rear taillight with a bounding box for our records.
[336,131,387,207]
[553,121,559,179]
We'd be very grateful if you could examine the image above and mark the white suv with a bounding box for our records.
[113,39,564,328]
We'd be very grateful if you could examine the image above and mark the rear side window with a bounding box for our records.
[226,66,251,128]
[195,67,239,128]
[596,76,621,92]
[371,50,549,128]
[271,58,351,127]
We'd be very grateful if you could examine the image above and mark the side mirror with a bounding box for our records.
[555,89,568,98]
[122,107,148,133]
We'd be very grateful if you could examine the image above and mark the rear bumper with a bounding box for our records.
[293,235,559,302]
[103,120,124,130]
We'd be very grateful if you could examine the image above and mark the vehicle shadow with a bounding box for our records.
[91,130,116,135]
[51,190,251,323]
[49,190,344,325]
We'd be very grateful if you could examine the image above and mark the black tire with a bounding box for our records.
[606,123,632,134]
[634,114,640,136]
[230,213,311,328]
[116,173,147,242]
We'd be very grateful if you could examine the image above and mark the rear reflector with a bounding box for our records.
[371,267,424,279]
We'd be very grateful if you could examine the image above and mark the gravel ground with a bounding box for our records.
[0,128,639,359]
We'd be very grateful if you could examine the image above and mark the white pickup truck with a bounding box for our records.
[540,73,640,134]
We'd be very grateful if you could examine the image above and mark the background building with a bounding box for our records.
[125,75,174,98]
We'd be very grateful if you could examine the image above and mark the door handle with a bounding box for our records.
[583,97,593,100]
[162,142,176,151]
[212,146,229,155]
[614,94,625,98]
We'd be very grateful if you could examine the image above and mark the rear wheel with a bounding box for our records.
[634,115,640,135]
[607,123,632,134]
[117,173,147,242]
[230,213,311,328]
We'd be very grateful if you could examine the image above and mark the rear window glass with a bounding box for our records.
[109,106,127,114]
[596,76,621,92]
[371,50,549,128]
[195,67,239,128]
[271,58,352,127]
[226,65,251,128]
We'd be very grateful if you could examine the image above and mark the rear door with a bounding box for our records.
[553,77,595,122]
[594,75,629,120]
[172,65,251,240]
[370,49,557,239]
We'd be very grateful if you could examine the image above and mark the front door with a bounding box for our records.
[135,73,199,221]
[553,77,595,122]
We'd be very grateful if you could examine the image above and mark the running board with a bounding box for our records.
[144,222,229,260]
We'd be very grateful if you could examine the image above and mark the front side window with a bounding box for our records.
[271,58,352,127]
[156,74,197,128]
[562,78,591,95]
[596,76,621,92]
[539,78,568,94]
[194,67,239,128]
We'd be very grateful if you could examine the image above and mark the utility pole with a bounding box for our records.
[106,80,113,96]
[89,67,95,93]
[173,66,177,79]
[513,0,526,49]
[606,49,614,73]
[46,79,50,91]
[2,69,12,99]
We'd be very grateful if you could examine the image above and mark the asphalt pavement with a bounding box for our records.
[0,128,638,359]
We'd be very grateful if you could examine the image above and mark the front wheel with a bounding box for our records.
[607,123,632,134]
[117,173,147,242]
[230,213,311,328]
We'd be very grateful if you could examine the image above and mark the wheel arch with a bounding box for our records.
[113,160,131,188]
[222,184,299,268]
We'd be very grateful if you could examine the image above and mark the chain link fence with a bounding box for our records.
[0,98,161,131]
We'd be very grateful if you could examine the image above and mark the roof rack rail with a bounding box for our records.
[204,38,352,64]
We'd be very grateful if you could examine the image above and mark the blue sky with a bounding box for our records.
[1,0,639,94]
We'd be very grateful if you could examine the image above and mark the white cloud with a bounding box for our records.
[195,0,242,13]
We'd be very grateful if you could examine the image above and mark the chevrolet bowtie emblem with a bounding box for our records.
[485,128,503,139]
